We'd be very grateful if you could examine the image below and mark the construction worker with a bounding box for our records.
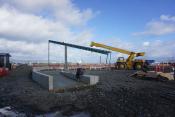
[76,63,84,81]
[142,61,149,73]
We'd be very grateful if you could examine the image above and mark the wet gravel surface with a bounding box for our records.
[0,65,175,117]
[83,70,175,117]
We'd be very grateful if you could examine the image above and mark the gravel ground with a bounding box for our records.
[83,70,175,117]
[0,65,175,117]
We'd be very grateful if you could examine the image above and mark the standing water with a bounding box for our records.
[0,106,90,117]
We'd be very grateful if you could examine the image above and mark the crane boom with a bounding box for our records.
[90,41,145,69]
[91,41,132,55]
[90,41,145,57]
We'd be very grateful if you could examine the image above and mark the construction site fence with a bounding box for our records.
[150,63,174,73]
[32,64,114,71]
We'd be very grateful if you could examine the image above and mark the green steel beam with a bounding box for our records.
[49,40,111,55]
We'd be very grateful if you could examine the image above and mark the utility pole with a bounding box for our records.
[106,54,108,64]
[109,53,111,64]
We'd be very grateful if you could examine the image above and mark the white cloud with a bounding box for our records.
[0,1,173,62]
[133,15,175,36]
[143,41,150,47]
[94,38,175,61]
[91,38,135,63]
[0,0,99,62]
[0,38,50,54]
[132,15,175,60]
[0,0,95,26]
[142,40,175,58]
[0,6,67,42]
[0,38,47,57]
[160,15,175,22]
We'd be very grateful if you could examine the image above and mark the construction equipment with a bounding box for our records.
[0,53,11,77]
[90,41,145,70]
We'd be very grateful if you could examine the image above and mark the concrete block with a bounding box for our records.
[60,71,76,80]
[32,70,53,90]
[89,75,99,85]
[60,71,99,85]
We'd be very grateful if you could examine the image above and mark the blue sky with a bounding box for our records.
[75,0,175,40]
[0,0,175,63]
[74,0,175,61]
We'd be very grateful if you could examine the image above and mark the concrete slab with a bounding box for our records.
[60,71,99,85]
[32,70,53,91]
[41,70,83,89]
[32,69,99,92]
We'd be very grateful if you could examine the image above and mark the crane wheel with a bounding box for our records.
[134,63,142,70]
[117,63,126,70]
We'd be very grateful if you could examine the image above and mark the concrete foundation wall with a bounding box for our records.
[32,70,53,91]
[60,71,99,85]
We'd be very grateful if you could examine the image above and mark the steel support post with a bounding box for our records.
[48,42,50,66]
[64,46,68,70]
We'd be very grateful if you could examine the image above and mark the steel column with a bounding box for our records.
[48,42,50,66]
[64,46,68,70]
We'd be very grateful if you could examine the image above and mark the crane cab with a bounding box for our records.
[117,57,125,62]
[115,57,127,69]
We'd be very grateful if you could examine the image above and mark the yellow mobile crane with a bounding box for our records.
[90,41,145,70]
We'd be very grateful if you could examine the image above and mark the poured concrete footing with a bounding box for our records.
[32,68,99,92]
[32,70,53,91]
[60,71,99,85]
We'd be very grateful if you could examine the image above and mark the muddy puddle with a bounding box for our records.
[0,106,90,117]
